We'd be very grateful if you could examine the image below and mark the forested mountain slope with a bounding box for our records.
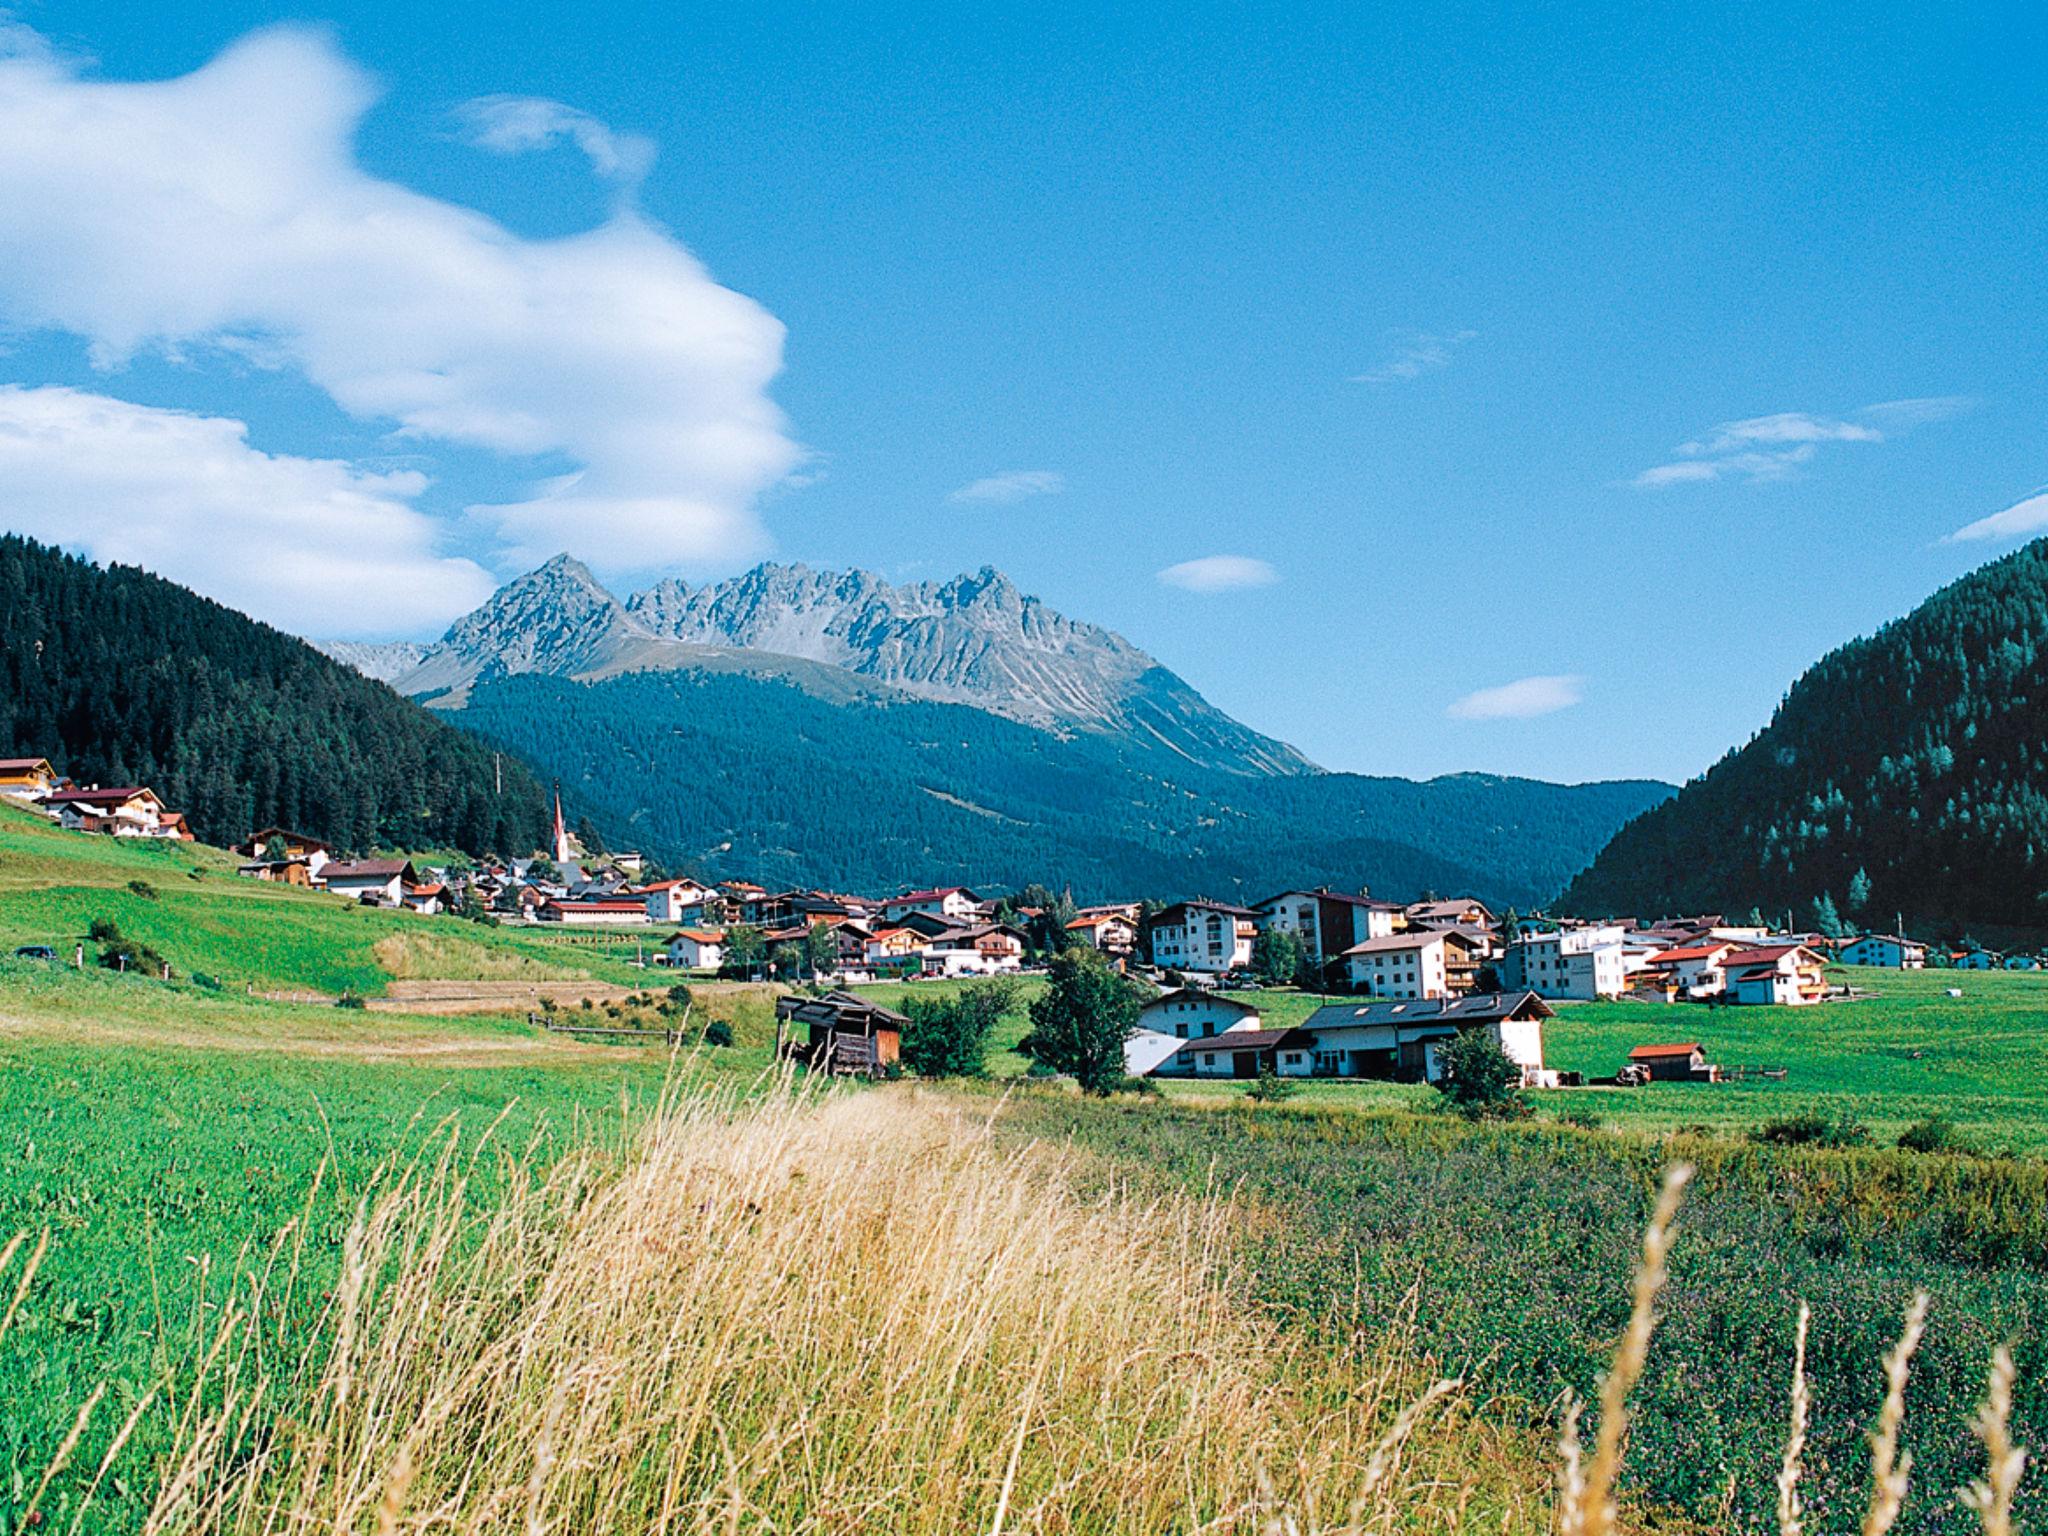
[460,668,1669,905]
[1563,537,2048,937]
[0,536,549,856]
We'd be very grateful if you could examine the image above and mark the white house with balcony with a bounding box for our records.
[1501,925,1627,999]
[1146,900,1258,976]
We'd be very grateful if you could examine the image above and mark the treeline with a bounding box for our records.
[0,536,549,857]
[456,667,1668,905]
[1564,535,2048,939]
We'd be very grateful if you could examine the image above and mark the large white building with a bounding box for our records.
[1342,931,1449,999]
[1137,987,1262,1040]
[881,887,985,924]
[1146,900,1258,975]
[1253,889,1400,960]
[1501,925,1627,999]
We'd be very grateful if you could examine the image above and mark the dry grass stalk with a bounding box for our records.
[1963,1345,2026,1536]
[1556,1163,1692,1536]
[1777,1302,1812,1536]
[129,1082,1518,1535]
[1860,1290,1930,1536]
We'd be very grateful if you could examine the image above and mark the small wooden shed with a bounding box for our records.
[777,990,908,1076]
[1628,1041,1712,1083]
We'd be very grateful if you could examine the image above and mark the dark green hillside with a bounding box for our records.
[459,669,1668,904]
[0,536,549,856]
[1564,537,2048,938]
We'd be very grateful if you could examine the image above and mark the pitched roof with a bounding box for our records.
[1722,944,1814,968]
[43,786,158,807]
[321,859,415,880]
[665,928,726,944]
[1649,943,1734,963]
[0,757,53,773]
[1341,931,1447,956]
[1171,1027,1309,1057]
[1301,991,1553,1031]
[1066,912,1129,930]
[1140,987,1259,1016]
[1629,1042,1703,1059]
[888,886,978,904]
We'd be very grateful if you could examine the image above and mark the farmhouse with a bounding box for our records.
[401,882,447,915]
[234,827,332,872]
[318,859,417,906]
[1146,900,1258,976]
[1404,897,1496,930]
[922,923,1027,976]
[1137,986,1262,1039]
[1837,933,1926,968]
[662,928,725,969]
[1724,944,1827,1005]
[863,926,927,966]
[0,757,56,799]
[1161,1027,1315,1079]
[237,858,316,886]
[537,898,649,926]
[1294,991,1553,1085]
[777,990,907,1075]
[1628,1041,1713,1082]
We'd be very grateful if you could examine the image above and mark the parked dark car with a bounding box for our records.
[13,945,57,961]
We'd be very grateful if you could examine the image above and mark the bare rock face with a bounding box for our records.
[314,639,431,683]
[330,556,1315,777]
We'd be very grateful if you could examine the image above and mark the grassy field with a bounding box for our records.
[1172,970,2048,1153]
[0,799,684,996]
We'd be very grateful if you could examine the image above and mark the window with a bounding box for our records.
[1202,1054,1216,1067]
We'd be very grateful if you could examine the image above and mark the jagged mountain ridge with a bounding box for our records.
[326,555,1315,777]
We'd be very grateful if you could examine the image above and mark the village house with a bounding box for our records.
[1064,910,1138,955]
[237,857,317,886]
[0,757,56,800]
[1647,941,1737,999]
[1838,933,1927,969]
[1254,888,1402,961]
[1500,925,1627,999]
[42,785,172,837]
[1160,1027,1316,1079]
[662,928,726,970]
[401,882,447,915]
[922,922,1027,976]
[1122,1026,1193,1078]
[1724,943,1828,1005]
[637,878,719,925]
[234,827,332,873]
[862,926,928,967]
[777,990,907,1076]
[1954,947,2003,971]
[881,886,985,924]
[1404,897,1497,931]
[318,859,417,906]
[1136,987,1262,1040]
[1146,899,1258,976]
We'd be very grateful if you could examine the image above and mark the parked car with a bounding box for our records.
[13,945,56,961]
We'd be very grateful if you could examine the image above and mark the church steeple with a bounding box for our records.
[551,783,571,863]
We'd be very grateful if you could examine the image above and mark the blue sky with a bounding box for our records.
[1,1,2043,786]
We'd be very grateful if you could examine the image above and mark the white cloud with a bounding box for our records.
[948,469,1065,504]
[1946,490,2048,544]
[0,26,798,575]
[1156,555,1279,593]
[452,94,655,185]
[1634,399,1969,490]
[1446,673,1585,721]
[1350,329,1476,385]
[0,385,494,634]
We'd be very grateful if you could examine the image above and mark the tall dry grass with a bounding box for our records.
[121,1082,1536,1535]
[4,1084,2031,1534]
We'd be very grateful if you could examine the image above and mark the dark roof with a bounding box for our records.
[1140,987,1259,1015]
[321,859,415,881]
[1255,889,1404,912]
[776,989,910,1031]
[1172,1027,1310,1057]
[1152,899,1260,921]
[1301,990,1553,1031]
[43,786,156,807]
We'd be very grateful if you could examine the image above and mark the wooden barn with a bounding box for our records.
[1628,1041,1713,1082]
[777,990,908,1076]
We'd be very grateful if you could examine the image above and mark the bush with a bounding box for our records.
[1897,1114,1971,1154]
[1432,1030,1526,1120]
[98,940,169,978]
[1246,1063,1297,1102]
[1752,1108,1871,1148]
[902,977,1022,1079]
[88,918,123,945]
[192,972,223,991]
[1110,1074,1161,1097]
[127,879,158,900]
[666,983,694,1010]
[701,1020,733,1048]
[336,993,368,1010]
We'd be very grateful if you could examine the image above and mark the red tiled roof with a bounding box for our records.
[1629,1042,1703,1059]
